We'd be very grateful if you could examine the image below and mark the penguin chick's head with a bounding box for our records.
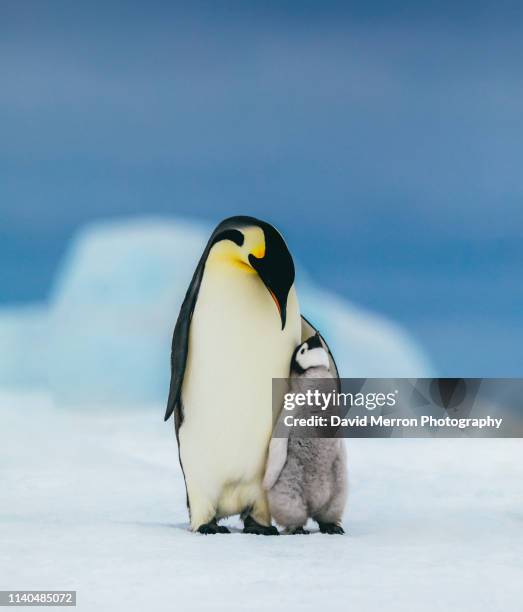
[206,216,295,329]
[291,334,330,374]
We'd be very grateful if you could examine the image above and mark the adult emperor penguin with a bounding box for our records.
[165,216,338,535]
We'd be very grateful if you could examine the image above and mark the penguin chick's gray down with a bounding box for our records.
[263,334,347,534]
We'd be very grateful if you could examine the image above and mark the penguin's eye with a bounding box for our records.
[300,347,306,354]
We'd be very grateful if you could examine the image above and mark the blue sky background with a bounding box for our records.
[1,0,522,375]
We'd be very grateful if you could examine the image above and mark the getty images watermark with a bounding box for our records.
[271,378,523,438]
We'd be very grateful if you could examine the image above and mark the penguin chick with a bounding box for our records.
[263,334,347,535]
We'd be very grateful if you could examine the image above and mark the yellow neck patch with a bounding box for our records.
[207,226,266,273]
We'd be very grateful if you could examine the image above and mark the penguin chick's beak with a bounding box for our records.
[248,252,290,330]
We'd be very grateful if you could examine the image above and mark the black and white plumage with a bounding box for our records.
[263,335,347,535]
[165,216,338,534]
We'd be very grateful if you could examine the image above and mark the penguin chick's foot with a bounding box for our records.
[288,526,310,535]
[197,518,230,535]
[243,515,279,536]
[317,522,345,535]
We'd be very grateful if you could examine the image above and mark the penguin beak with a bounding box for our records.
[268,288,283,322]
[248,252,292,330]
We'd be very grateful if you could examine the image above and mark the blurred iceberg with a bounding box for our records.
[47,218,209,405]
[0,218,432,406]
[0,306,47,388]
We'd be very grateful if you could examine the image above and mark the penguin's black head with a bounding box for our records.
[291,333,330,374]
[207,216,295,330]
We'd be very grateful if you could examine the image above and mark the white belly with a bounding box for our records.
[179,261,300,514]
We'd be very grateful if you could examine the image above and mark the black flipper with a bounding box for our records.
[164,218,253,425]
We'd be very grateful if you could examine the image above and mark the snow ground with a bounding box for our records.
[1,391,521,611]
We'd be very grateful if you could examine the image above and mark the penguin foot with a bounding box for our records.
[243,516,279,536]
[288,526,310,535]
[317,522,345,535]
[197,518,230,535]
